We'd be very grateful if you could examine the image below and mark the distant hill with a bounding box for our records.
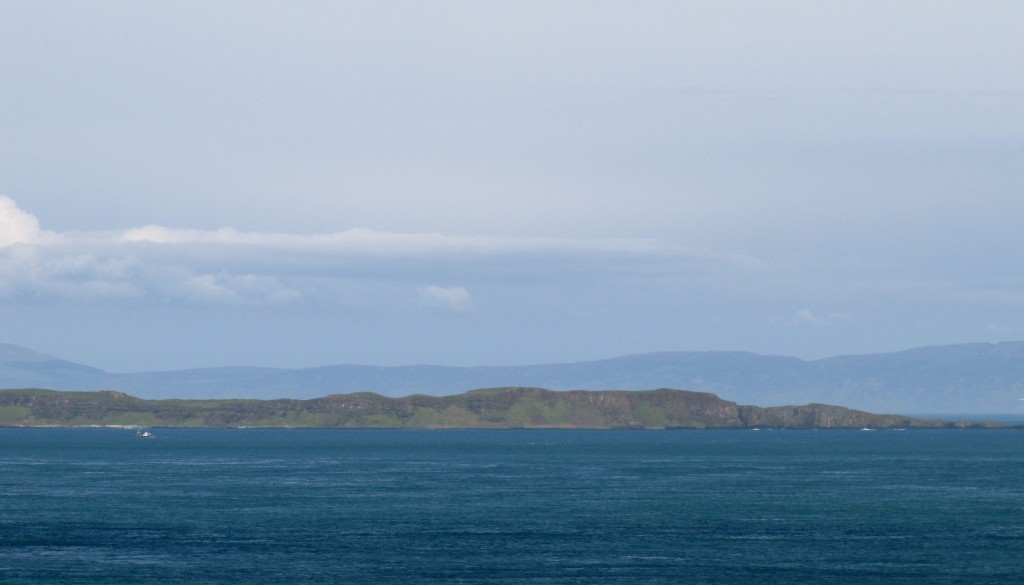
[2,341,1024,415]
[0,343,108,390]
[0,387,997,430]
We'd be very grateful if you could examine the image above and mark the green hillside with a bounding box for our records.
[0,387,998,429]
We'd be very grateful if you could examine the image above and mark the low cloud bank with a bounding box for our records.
[0,196,749,307]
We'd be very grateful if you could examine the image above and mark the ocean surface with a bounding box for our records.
[1,428,1021,584]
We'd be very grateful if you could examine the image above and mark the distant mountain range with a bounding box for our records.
[3,342,1024,415]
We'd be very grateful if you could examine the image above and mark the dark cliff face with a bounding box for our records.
[736,404,945,429]
[0,387,994,429]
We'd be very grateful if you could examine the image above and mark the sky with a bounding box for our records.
[1,1,1023,372]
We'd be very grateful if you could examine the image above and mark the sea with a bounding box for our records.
[1,428,1021,584]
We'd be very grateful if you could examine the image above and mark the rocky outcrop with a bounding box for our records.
[736,403,946,429]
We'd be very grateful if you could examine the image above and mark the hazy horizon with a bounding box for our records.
[6,338,1024,374]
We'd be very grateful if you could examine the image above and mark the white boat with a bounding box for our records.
[136,430,153,438]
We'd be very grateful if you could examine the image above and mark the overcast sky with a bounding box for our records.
[2,1,1023,371]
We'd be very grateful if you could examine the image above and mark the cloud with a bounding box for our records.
[0,246,144,300]
[0,195,43,247]
[792,309,851,326]
[118,224,671,257]
[0,196,759,306]
[418,285,472,312]
[179,272,302,305]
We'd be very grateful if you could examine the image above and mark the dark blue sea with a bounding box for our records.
[1,428,1021,584]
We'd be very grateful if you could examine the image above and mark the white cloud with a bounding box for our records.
[119,223,674,258]
[0,196,758,306]
[3,196,765,262]
[180,272,302,305]
[0,195,43,247]
[121,225,246,245]
[792,309,850,326]
[0,246,144,300]
[418,285,472,312]
[181,274,244,303]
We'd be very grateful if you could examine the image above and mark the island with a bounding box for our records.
[0,387,1008,429]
